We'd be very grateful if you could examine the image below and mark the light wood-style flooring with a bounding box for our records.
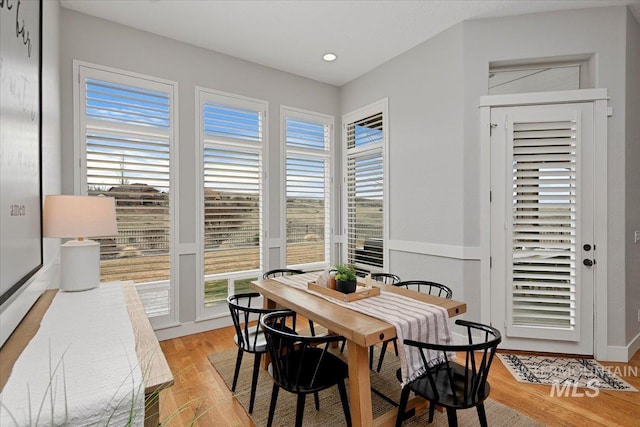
[158,325,640,426]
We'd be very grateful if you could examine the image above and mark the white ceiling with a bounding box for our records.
[60,0,640,86]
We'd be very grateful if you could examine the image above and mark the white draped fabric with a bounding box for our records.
[0,283,144,426]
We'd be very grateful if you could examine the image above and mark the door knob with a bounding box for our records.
[583,259,594,267]
[583,244,592,251]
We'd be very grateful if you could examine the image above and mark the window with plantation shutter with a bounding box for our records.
[197,89,265,317]
[510,119,577,330]
[76,63,177,326]
[283,108,332,269]
[343,101,386,274]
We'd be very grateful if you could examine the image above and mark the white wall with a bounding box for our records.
[53,5,639,350]
[341,5,637,351]
[0,0,62,346]
[42,0,62,265]
[342,24,465,247]
[340,24,474,315]
[59,9,340,330]
[625,10,640,346]
[463,6,629,347]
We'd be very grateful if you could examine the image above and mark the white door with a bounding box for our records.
[490,102,595,355]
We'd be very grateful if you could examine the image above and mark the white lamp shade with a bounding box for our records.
[44,195,118,239]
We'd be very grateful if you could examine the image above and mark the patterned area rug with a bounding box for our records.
[209,347,545,426]
[497,353,638,391]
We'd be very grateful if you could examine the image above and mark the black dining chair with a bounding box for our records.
[395,319,501,427]
[227,293,297,414]
[396,280,453,299]
[370,272,401,285]
[263,268,305,279]
[375,280,453,372]
[263,268,319,335]
[261,310,352,427]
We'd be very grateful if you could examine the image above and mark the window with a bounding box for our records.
[488,61,588,95]
[75,62,177,327]
[197,88,266,318]
[343,100,387,274]
[282,107,333,270]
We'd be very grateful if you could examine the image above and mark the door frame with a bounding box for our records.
[479,89,609,359]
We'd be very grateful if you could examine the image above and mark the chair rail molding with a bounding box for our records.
[387,240,481,261]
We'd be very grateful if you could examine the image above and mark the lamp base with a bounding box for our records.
[60,240,101,291]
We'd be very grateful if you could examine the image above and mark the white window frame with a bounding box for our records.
[196,87,268,321]
[488,57,592,95]
[341,98,389,272]
[280,106,334,272]
[73,60,179,329]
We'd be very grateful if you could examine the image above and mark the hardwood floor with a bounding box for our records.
[158,325,640,426]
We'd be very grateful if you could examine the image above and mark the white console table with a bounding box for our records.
[0,282,173,427]
[122,282,174,426]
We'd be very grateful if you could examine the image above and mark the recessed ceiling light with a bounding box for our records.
[322,53,337,62]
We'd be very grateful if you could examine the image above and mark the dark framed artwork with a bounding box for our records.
[0,0,43,306]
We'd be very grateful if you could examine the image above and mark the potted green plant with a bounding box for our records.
[334,264,357,294]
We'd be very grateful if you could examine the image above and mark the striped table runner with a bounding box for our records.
[272,272,453,386]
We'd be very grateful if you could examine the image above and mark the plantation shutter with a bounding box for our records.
[201,99,263,308]
[79,66,175,322]
[509,118,578,334]
[345,112,384,272]
[285,114,331,268]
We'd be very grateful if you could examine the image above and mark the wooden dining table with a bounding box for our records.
[251,277,466,427]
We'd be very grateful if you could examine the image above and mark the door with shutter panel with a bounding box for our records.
[490,102,594,355]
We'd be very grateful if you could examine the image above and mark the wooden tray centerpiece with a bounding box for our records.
[308,281,380,303]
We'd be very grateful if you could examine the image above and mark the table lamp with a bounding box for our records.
[43,195,117,291]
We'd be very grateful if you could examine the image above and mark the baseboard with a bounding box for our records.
[155,317,640,365]
[449,337,636,363]
[158,317,473,350]
[155,315,233,341]
[605,332,640,362]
